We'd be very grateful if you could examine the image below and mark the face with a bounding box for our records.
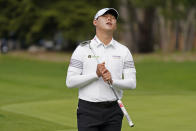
[93,13,117,32]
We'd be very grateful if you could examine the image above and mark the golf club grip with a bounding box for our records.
[117,100,134,127]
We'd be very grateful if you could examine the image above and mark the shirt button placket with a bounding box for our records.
[103,45,107,63]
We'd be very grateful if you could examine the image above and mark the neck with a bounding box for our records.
[96,29,113,45]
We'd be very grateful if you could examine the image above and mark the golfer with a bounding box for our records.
[66,8,136,131]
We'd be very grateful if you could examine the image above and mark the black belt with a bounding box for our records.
[79,99,117,107]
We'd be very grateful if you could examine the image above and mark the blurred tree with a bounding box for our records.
[0,0,118,48]
[118,0,196,53]
[118,0,164,53]
[158,0,196,52]
[0,0,195,52]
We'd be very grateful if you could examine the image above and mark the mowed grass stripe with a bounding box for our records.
[1,99,77,128]
[0,110,69,131]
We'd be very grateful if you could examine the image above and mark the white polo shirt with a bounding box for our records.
[66,36,136,102]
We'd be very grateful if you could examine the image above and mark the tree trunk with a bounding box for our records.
[158,7,177,52]
[183,8,196,51]
[159,15,168,52]
[135,8,155,53]
[194,35,196,49]
[119,0,135,52]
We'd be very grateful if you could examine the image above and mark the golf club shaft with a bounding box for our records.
[108,82,134,127]
[108,81,119,99]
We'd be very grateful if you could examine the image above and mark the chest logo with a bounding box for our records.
[112,55,121,59]
[88,55,99,58]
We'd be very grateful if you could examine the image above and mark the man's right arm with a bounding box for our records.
[66,45,99,88]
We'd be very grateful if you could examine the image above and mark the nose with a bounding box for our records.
[107,16,112,21]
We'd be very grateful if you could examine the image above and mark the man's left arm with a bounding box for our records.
[112,48,136,90]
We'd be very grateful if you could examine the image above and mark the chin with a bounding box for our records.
[105,28,115,32]
[98,26,115,32]
[103,26,113,30]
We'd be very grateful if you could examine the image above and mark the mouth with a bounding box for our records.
[106,22,112,25]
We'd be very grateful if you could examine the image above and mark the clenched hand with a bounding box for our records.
[96,62,113,84]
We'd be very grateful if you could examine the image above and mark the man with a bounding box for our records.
[66,8,136,131]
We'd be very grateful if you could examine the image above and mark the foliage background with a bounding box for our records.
[0,0,195,52]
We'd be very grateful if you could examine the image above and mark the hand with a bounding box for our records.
[96,62,113,84]
[96,62,106,77]
[102,71,113,84]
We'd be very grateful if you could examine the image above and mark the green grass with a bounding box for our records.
[0,53,196,131]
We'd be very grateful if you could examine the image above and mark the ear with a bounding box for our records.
[93,20,97,26]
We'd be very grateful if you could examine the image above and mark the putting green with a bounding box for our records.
[1,99,78,130]
[123,95,196,131]
[1,95,196,131]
